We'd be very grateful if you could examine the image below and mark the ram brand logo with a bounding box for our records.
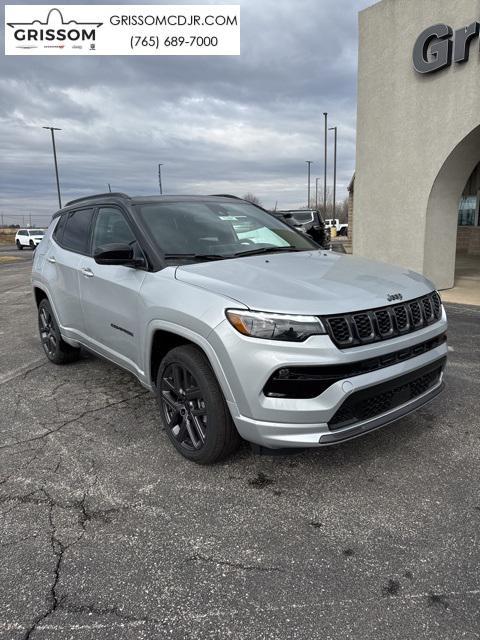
[413,21,480,74]
[387,293,403,302]
[7,8,103,47]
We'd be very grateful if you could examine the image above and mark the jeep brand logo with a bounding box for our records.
[7,8,103,47]
[387,293,403,302]
[413,21,480,74]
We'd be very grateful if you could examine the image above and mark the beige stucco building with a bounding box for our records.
[354,0,480,290]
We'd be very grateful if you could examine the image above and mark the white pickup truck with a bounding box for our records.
[324,218,348,235]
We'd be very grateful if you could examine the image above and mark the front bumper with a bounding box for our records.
[209,310,448,448]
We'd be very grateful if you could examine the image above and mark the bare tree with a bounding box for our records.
[242,193,262,206]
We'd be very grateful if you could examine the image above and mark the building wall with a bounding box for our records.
[457,227,480,255]
[354,0,480,289]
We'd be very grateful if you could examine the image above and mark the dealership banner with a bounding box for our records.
[4,5,240,55]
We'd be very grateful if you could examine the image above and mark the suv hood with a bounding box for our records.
[175,251,435,315]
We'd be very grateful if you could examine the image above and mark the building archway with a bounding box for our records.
[423,125,480,291]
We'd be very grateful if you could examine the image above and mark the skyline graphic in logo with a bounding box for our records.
[7,7,102,30]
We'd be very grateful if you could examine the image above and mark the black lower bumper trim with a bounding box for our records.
[320,381,445,444]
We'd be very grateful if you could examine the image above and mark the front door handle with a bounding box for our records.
[47,256,56,264]
[81,267,94,278]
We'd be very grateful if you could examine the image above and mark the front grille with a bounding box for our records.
[323,291,442,349]
[328,358,446,430]
[263,333,446,399]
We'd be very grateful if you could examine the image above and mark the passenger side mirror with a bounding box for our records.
[94,243,139,266]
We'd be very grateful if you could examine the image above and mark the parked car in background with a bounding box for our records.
[15,228,45,250]
[32,193,447,464]
[273,209,327,246]
[324,218,348,236]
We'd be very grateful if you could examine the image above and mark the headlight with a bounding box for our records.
[225,309,326,342]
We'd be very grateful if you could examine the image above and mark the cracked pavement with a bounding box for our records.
[0,260,479,639]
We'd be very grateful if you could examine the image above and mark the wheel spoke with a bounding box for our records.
[176,417,188,442]
[185,418,202,449]
[185,387,201,400]
[190,407,207,417]
[191,416,206,444]
[162,377,178,396]
[162,390,179,411]
[172,365,182,392]
[39,310,48,330]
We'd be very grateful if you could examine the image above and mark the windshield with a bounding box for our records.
[30,229,44,235]
[136,201,318,261]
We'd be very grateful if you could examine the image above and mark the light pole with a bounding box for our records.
[323,112,328,217]
[42,126,62,209]
[305,161,313,208]
[329,126,338,220]
[315,177,320,210]
[158,163,164,195]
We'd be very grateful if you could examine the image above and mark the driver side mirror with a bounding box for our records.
[94,243,144,267]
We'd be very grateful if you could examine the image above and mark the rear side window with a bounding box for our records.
[61,209,94,254]
[53,216,66,243]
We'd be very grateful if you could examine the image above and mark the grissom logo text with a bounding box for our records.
[7,8,103,44]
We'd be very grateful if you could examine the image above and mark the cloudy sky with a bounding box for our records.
[0,0,374,225]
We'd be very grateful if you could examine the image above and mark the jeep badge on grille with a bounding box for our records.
[387,293,403,301]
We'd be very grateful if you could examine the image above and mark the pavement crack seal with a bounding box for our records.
[185,552,283,573]
[0,391,150,452]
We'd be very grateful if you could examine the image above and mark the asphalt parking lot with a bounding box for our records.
[0,255,479,640]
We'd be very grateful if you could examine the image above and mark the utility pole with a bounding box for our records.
[305,161,313,208]
[315,177,320,210]
[323,113,328,217]
[158,163,164,195]
[329,126,338,220]
[42,126,62,209]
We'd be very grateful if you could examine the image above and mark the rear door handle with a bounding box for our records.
[47,256,56,264]
[81,267,94,278]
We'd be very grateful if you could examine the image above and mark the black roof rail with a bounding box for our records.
[65,192,130,207]
[209,193,243,200]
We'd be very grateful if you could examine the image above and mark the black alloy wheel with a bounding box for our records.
[156,345,240,464]
[160,362,207,451]
[39,303,57,359]
[37,299,80,364]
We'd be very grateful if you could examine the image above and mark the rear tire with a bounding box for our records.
[16,240,23,251]
[38,299,80,365]
[30,240,35,250]
[156,345,240,464]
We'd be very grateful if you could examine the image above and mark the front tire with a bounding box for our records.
[38,299,80,364]
[156,345,240,464]
[16,240,23,251]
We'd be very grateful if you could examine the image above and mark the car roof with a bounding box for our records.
[54,193,247,217]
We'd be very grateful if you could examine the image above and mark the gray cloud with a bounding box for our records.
[0,0,374,225]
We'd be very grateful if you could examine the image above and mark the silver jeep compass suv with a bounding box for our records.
[32,193,447,463]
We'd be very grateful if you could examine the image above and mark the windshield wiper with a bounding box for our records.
[163,253,226,261]
[233,247,305,258]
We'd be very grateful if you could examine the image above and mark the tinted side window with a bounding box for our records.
[53,215,66,243]
[93,208,135,251]
[62,209,94,254]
